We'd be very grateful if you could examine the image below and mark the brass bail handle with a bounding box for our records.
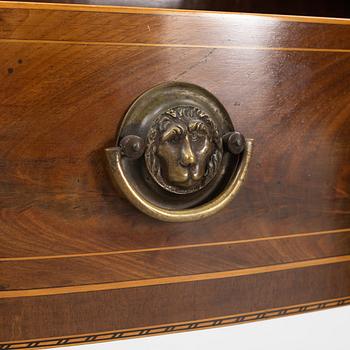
[105,82,253,222]
[106,132,253,222]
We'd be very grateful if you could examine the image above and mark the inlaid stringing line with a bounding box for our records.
[1,39,350,53]
[1,255,349,298]
[1,227,348,262]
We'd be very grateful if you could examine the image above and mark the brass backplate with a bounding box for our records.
[114,82,241,211]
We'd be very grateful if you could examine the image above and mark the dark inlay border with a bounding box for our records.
[1,296,349,349]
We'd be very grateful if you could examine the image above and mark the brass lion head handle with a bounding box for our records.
[105,82,253,222]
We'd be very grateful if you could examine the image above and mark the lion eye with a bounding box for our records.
[190,131,204,142]
[169,133,181,144]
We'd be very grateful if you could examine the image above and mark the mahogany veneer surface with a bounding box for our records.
[0,2,349,348]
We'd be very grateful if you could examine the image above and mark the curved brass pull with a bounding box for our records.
[105,82,253,222]
[106,139,253,222]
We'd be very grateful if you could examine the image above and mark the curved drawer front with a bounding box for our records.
[0,2,349,348]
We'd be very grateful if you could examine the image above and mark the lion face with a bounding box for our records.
[145,106,222,194]
[157,119,213,186]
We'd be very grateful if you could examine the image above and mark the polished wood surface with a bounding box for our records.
[0,2,349,348]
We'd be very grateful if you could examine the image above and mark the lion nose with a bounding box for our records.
[180,136,195,166]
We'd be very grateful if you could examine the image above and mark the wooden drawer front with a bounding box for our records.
[0,2,349,348]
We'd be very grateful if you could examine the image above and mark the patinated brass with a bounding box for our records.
[224,131,246,155]
[105,82,253,222]
[145,106,223,194]
[105,140,252,222]
[119,135,145,159]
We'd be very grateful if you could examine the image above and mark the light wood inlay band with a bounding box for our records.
[1,227,348,262]
[1,39,350,53]
[2,255,349,299]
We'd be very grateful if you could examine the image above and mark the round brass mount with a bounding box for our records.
[105,82,253,222]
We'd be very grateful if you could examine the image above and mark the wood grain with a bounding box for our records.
[0,43,349,258]
[1,227,348,261]
[0,3,350,48]
[1,297,350,350]
[1,232,350,291]
[1,262,349,342]
[0,2,349,347]
[2,256,350,298]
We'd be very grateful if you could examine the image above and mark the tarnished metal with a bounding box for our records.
[144,106,223,194]
[224,131,246,155]
[105,82,253,222]
[119,135,145,159]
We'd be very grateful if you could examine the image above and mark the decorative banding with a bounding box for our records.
[0,296,349,349]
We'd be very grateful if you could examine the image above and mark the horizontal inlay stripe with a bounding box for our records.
[1,227,348,262]
[0,2,350,25]
[1,39,350,53]
[1,255,349,299]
